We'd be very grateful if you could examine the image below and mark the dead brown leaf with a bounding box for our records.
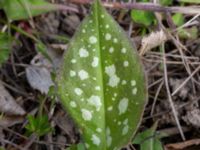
[0,81,26,115]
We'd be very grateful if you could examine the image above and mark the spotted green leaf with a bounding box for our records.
[57,0,147,149]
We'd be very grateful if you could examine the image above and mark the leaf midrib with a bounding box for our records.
[94,1,107,149]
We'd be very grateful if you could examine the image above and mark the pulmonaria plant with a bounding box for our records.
[57,0,147,149]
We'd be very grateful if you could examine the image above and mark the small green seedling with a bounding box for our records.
[172,13,198,39]
[131,0,155,27]
[131,9,155,27]
[57,0,147,149]
[66,143,85,150]
[172,13,185,27]
[130,0,172,27]
[133,123,164,150]
[25,114,52,137]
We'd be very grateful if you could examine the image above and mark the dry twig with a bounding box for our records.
[68,0,200,15]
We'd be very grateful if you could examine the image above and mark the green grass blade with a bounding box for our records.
[2,0,56,20]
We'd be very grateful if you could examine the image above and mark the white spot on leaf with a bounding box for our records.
[95,86,101,91]
[89,36,97,44]
[122,80,127,85]
[123,61,129,67]
[106,127,110,135]
[74,88,83,96]
[105,65,115,76]
[82,29,86,33]
[107,106,113,111]
[101,14,105,18]
[87,95,102,111]
[91,134,101,146]
[109,47,114,53]
[105,33,111,40]
[105,65,120,87]
[123,119,128,125]
[114,93,117,97]
[71,59,76,63]
[79,48,89,57]
[92,57,99,67]
[70,101,77,108]
[96,128,102,133]
[85,144,90,148]
[118,121,121,125]
[106,127,112,147]
[131,80,136,86]
[118,98,129,115]
[70,70,76,77]
[132,87,137,95]
[121,48,127,53]
[78,70,89,80]
[109,76,120,87]
[81,109,92,121]
[122,125,129,135]
[113,38,118,43]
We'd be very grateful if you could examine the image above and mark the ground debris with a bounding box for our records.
[0,81,26,115]
[26,53,54,94]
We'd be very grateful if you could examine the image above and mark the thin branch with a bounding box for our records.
[68,0,200,14]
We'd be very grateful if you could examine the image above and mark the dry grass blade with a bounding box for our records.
[165,138,200,149]
[172,65,200,96]
[162,44,186,140]
[177,13,200,30]
[150,80,164,116]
